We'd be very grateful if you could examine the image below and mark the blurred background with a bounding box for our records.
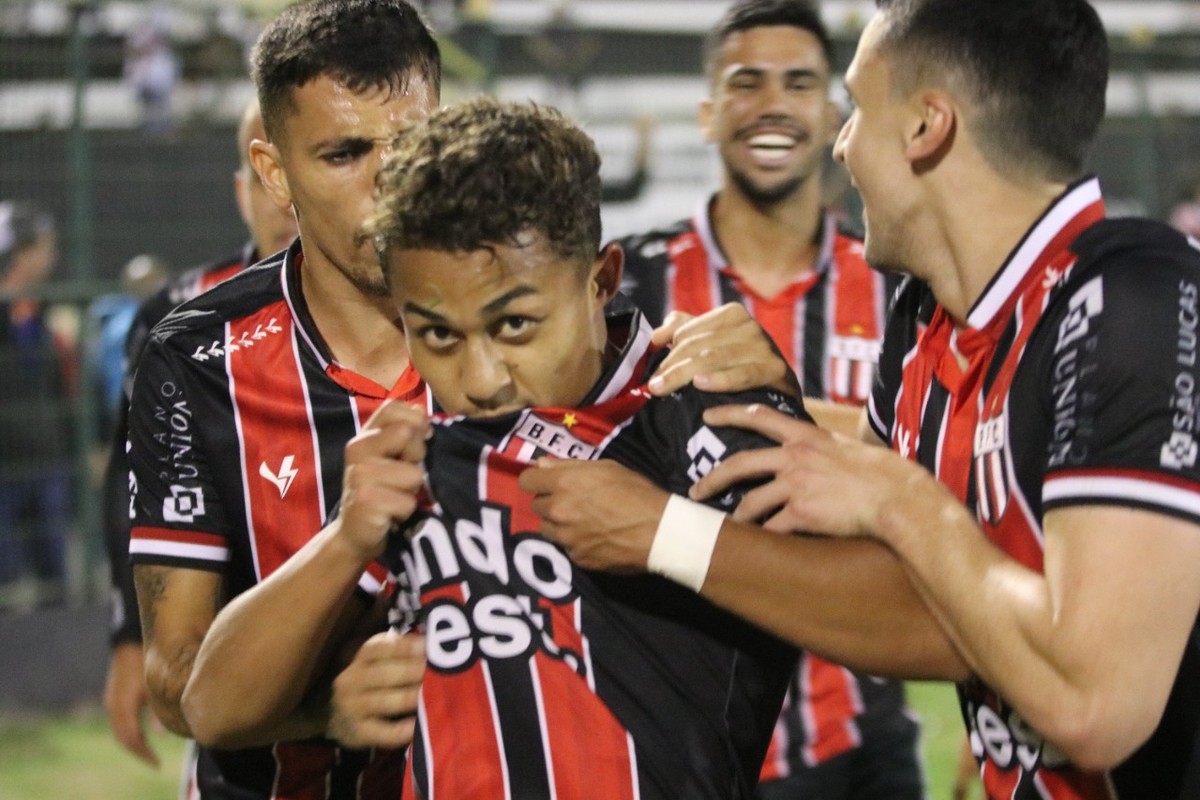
[0,0,1198,796]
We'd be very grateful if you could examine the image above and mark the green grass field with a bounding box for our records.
[0,682,976,799]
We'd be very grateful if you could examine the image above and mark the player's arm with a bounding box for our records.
[521,452,964,679]
[182,399,430,749]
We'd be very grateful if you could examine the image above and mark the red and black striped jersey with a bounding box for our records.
[616,198,913,781]
[127,240,428,800]
[386,309,802,800]
[870,177,1200,799]
[617,199,892,405]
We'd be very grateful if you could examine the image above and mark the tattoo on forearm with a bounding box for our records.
[133,565,170,642]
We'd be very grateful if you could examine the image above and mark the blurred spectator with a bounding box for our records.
[124,3,180,137]
[85,254,170,449]
[0,200,73,600]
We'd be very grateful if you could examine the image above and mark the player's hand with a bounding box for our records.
[328,630,426,749]
[104,641,161,766]
[647,304,800,398]
[335,400,430,562]
[520,458,668,573]
[692,403,931,537]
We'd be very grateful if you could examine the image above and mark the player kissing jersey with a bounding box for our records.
[869,177,1200,799]
[386,307,801,800]
[127,240,428,800]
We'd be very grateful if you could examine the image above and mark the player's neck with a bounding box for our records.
[298,250,410,387]
[925,171,1070,324]
[711,179,825,297]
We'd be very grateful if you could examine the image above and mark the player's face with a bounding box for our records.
[701,25,840,205]
[253,74,435,296]
[833,16,917,274]
[385,236,622,418]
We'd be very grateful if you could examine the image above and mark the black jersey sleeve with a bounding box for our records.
[1032,220,1200,523]
[630,385,810,508]
[126,333,235,571]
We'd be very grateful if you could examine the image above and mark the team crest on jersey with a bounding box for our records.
[974,413,1012,524]
[515,413,597,460]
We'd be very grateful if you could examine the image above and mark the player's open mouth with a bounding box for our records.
[747,133,799,165]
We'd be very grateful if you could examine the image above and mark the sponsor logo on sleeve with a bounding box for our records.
[1163,280,1200,469]
[1054,277,1103,354]
[163,485,206,523]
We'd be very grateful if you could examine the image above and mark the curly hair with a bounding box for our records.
[250,0,441,143]
[365,97,603,269]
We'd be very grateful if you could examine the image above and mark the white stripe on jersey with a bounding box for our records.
[1044,474,1200,518]
[481,658,514,800]
[129,540,230,562]
[528,657,559,800]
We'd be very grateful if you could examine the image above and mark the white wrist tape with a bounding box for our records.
[646,494,725,592]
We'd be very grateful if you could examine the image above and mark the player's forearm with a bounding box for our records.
[701,519,970,679]
[880,494,1191,769]
[182,522,369,746]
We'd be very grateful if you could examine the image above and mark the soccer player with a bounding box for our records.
[125,1,439,795]
[616,2,920,796]
[184,97,804,799]
[101,97,298,769]
[521,0,1200,797]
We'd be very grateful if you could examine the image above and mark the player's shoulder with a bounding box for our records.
[149,253,286,345]
[1058,217,1200,309]
[612,217,694,263]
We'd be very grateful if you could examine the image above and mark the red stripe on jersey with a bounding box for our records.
[981,757,1023,800]
[535,651,637,800]
[198,262,244,293]
[1036,767,1115,799]
[129,526,225,548]
[420,583,511,799]
[739,278,818,369]
[666,232,722,318]
[228,309,327,580]
[758,697,791,781]
[800,655,861,765]
[827,239,884,405]
[273,741,337,800]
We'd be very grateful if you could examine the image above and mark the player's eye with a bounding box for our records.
[417,325,460,351]
[495,315,537,341]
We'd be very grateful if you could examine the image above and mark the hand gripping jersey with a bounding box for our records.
[869,177,1200,799]
[385,309,801,800]
[127,240,428,800]
[618,200,917,789]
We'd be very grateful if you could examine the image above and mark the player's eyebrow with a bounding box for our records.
[403,285,539,322]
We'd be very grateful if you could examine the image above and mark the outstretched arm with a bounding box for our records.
[182,400,430,748]
[519,452,966,680]
[698,403,1200,769]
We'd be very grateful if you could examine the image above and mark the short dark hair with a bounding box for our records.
[250,0,441,142]
[874,0,1107,181]
[704,0,834,83]
[365,98,602,268]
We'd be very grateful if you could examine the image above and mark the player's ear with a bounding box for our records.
[905,89,954,166]
[590,242,624,305]
[698,98,716,143]
[250,138,293,211]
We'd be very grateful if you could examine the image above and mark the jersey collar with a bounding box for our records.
[278,240,419,400]
[965,176,1105,332]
